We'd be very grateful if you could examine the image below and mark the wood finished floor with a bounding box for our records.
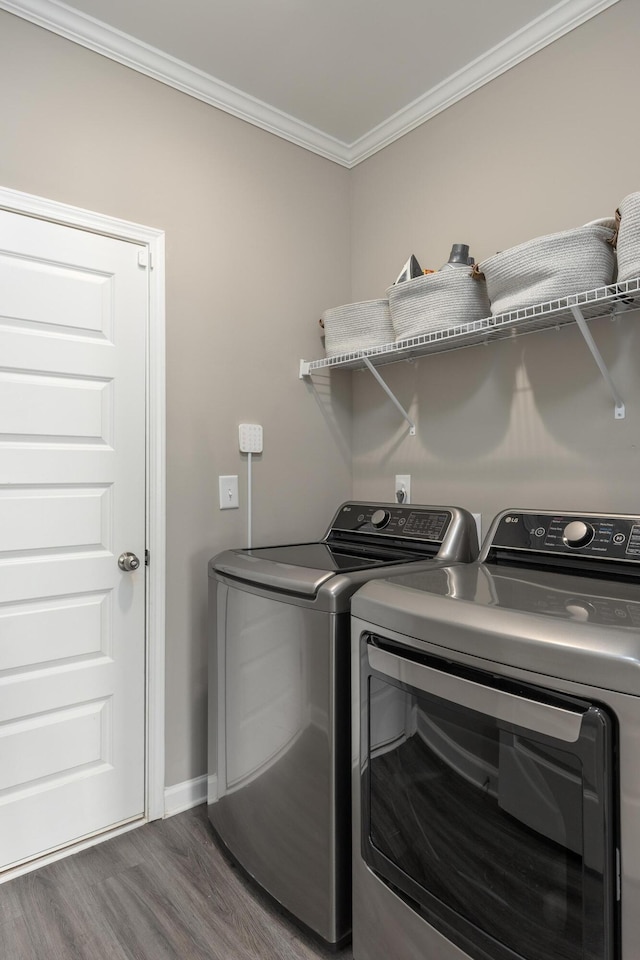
[0,805,354,960]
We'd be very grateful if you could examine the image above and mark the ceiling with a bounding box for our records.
[2,0,619,166]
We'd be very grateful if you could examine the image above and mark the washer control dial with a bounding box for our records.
[370,509,391,530]
[562,520,595,549]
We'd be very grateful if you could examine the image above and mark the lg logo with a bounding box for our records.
[505,516,519,524]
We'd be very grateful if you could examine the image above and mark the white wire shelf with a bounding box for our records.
[300,277,640,377]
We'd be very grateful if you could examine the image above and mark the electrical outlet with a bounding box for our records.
[219,475,239,509]
[395,474,411,504]
[239,423,263,453]
[472,512,482,544]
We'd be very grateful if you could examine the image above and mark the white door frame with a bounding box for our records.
[0,185,166,823]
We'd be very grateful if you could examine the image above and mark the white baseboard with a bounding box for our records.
[164,774,213,818]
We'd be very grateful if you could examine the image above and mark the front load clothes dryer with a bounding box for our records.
[351,507,640,960]
[207,501,478,949]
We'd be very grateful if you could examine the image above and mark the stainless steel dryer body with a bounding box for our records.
[352,508,640,960]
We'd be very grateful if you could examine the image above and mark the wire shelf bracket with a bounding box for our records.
[569,305,625,419]
[300,354,416,434]
[361,355,416,436]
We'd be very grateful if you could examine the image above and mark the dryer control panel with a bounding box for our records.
[484,510,640,569]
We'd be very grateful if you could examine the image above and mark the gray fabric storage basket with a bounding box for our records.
[387,265,491,341]
[477,220,616,317]
[615,192,640,283]
[321,298,394,357]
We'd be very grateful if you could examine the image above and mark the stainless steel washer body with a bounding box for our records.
[351,508,640,960]
[207,501,478,948]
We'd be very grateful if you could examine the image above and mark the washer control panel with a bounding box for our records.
[330,502,452,543]
[487,511,640,563]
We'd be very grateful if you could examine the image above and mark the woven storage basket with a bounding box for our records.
[387,264,491,341]
[477,220,616,317]
[615,192,640,283]
[321,299,394,357]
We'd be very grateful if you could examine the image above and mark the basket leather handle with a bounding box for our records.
[609,207,621,249]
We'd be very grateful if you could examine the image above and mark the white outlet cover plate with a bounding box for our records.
[395,474,411,504]
[472,512,482,543]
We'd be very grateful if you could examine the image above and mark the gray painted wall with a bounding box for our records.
[348,0,640,531]
[1,0,638,792]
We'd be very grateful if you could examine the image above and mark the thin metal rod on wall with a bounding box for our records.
[569,305,625,419]
[361,355,416,435]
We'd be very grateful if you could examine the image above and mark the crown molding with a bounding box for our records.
[347,0,621,166]
[1,0,620,168]
[0,0,353,165]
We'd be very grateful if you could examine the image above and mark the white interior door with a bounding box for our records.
[0,209,147,870]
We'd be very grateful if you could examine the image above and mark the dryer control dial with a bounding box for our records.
[370,509,391,530]
[562,520,595,549]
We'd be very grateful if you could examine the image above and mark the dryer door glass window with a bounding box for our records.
[361,637,617,960]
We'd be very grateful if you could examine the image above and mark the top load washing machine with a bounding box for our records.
[351,507,640,960]
[207,500,479,949]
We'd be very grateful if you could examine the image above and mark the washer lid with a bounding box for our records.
[245,541,424,570]
[211,541,424,597]
[352,563,640,695]
[212,546,335,597]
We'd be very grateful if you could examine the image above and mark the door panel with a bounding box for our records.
[0,209,147,870]
[0,372,112,440]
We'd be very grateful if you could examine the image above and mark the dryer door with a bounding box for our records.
[359,633,618,960]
